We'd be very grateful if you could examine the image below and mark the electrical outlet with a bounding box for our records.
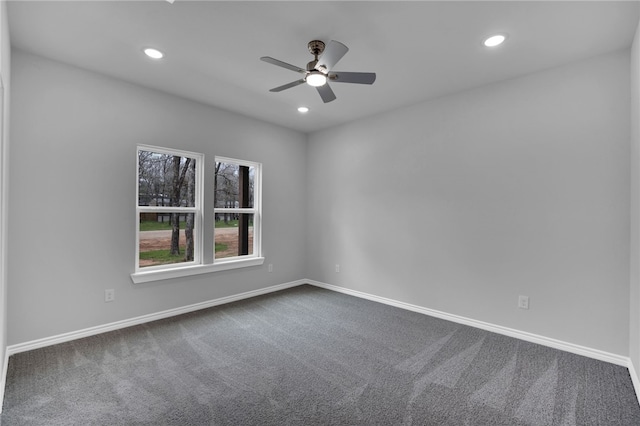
[335,264,340,273]
[268,264,273,273]
[518,295,529,310]
[105,289,115,303]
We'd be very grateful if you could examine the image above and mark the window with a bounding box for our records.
[214,157,261,262]
[132,147,263,284]
[136,145,203,272]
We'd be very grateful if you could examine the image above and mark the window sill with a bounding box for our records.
[130,257,265,284]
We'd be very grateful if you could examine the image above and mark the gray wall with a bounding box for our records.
[0,0,10,385]
[307,50,631,355]
[8,50,307,345]
[7,43,637,360]
[630,20,640,377]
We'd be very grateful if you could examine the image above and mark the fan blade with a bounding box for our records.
[316,84,336,103]
[330,72,376,85]
[260,57,306,74]
[315,40,348,72]
[269,79,306,92]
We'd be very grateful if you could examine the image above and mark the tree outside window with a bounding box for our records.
[214,158,261,260]
[137,146,202,270]
[135,148,261,279]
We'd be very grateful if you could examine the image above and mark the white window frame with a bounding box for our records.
[132,145,204,281]
[214,156,262,264]
[131,149,264,284]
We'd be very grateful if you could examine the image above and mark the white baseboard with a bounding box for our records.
[307,280,631,368]
[630,359,640,402]
[2,278,638,412]
[10,278,629,367]
[6,279,305,357]
[0,347,7,413]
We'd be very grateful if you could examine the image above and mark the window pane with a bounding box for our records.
[214,162,255,208]
[139,213,196,267]
[214,213,254,259]
[139,150,196,207]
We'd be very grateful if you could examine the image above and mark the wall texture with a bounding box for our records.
[307,50,631,356]
[8,50,307,345]
[7,44,636,360]
[0,0,11,397]
[630,19,640,377]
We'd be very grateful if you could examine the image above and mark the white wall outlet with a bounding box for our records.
[335,264,340,273]
[268,263,273,273]
[518,295,529,310]
[105,289,115,303]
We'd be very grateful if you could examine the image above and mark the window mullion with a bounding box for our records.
[138,206,199,213]
[213,208,256,214]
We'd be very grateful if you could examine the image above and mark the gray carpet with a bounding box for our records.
[1,284,639,425]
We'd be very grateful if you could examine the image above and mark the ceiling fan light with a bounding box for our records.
[306,71,327,87]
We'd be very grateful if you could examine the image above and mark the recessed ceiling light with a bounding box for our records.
[143,48,164,59]
[298,107,309,113]
[483,34,507,48]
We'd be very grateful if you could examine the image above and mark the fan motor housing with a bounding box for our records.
[307,40,325,57]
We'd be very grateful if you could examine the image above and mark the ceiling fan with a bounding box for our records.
[260,40,376,103]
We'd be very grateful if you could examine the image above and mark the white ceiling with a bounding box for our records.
[7,1,640,133]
